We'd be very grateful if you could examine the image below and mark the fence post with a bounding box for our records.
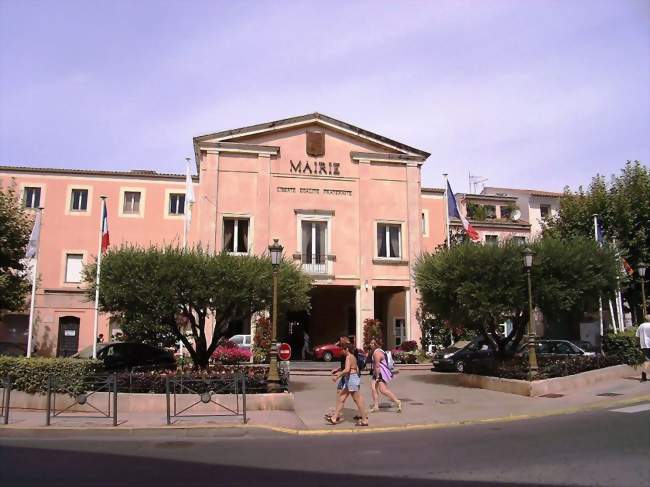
[2,376,10,425]
[241,373,247,424]
[112,373,118,427]
[165,375,171,425]
[45,376,52,426]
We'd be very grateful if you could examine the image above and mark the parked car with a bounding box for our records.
[229,334,252,351]
[431,339,495,373]
[0,341,26,357]
[516,339,596,357]
[73,342,177,371]
[312,342,345,362]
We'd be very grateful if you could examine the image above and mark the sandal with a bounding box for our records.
[355,419,369,427]
[369,405,379,413]
[353,415,362,420]
[396,401,402,413]
[326,415,343,425]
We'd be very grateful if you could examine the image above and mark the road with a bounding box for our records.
[1,404,648,487]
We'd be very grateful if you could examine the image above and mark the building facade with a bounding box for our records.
[0,113,560,357]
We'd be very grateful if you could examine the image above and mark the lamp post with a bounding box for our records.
[523,247,538,380]
[267,239,283,392]
[638,263,647,316]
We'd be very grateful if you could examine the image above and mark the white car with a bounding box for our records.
[229,334,252,351]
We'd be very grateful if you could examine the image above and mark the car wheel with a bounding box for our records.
[323,351,333,362]
[455,360,465,373]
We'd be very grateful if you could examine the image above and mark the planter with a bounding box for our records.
[7,390,295,412]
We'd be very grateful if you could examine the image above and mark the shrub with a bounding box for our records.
[252,315,272,364]
[0,356,101,394]
[211,346,252,365]
[393,351,418,364]
[464,354,620,380]
[399,340,418,352]
[603,329,646,366]
[363,318,383,351]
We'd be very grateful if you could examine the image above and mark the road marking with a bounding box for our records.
[610,403,650,414]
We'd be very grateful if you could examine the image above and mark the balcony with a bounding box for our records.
[300,253,327,274]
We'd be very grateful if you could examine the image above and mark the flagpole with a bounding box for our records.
[92,196,107,359]
[443,173,450,249]
[26,207,43,358]
[593,214,604,337]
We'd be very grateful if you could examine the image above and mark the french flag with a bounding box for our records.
[447,181,480,241]
[101,200,110,253]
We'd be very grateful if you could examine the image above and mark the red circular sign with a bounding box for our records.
[278,343,291,361]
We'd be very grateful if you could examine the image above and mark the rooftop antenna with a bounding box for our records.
[469,173,488,194]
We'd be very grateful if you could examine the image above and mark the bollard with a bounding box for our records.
[241,373,247,424]
[165,375,171,425]
[45,376,52,426]
[112,374,118,427]
[2,376,11,425]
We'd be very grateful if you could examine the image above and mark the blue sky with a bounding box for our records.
[0,0,647,192]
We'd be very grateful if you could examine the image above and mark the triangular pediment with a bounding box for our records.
[193,112,430,158]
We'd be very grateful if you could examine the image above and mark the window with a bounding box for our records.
[70,189,88,211]
[24,187,41,208]
[377,223,401,258]
[301,220,327,273]
[485,235,498,245]
[223,218,249,253]
[65,254,83,283]
[123,191,141,214]
[394,318,406,347]
[169,193,185,215]
[512,236,526,245]
[485,205,496,219]
[500,205,512,219]
[540,204,551,219]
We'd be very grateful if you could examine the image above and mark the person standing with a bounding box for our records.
[326,343,368,426]
[636,314,650,361]
[369,338,402,413]
[301,330,312,360]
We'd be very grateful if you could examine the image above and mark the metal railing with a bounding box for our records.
[1,376,10,425]
[46,374,118,426]
[165,373,247,425]
[301,253,327,274]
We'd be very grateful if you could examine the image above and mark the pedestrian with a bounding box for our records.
[369,338,402,413]
[636,314,650,361]
[96,333,104,343]
[301,330,312,360]
[326,343,368,426]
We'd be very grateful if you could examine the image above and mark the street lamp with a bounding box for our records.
[267,239,283,392]
[638,263,647,317]
[523,247,538,380]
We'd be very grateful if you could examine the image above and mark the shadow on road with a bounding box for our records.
[0,445,554,487]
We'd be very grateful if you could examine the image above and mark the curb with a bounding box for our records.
[1,394,649,438]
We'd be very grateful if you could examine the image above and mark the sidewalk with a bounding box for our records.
[1,369,649,437]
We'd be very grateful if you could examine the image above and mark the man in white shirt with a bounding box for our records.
[636,314,650,361]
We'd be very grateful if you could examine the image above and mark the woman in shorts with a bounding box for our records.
[326,344,368,426]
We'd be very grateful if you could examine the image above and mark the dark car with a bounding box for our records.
[516,340,595,357]
[0,341,26,357]
[431,339,495,373]
[73,342,176,371]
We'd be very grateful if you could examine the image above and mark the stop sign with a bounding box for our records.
[278,343,291,361]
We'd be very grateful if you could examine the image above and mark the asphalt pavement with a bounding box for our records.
[1,402,648,487]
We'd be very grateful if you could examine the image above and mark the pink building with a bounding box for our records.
[1,113,447,357]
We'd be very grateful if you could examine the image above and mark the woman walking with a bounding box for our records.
[326,343,368,426]
[369,338,402,413]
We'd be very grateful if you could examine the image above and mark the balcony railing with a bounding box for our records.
[301,254,327,274]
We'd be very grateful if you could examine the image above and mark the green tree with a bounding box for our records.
[544,161,650,320]
[0,183,32,313]
[84,245,312,369]
[414,238,618,354]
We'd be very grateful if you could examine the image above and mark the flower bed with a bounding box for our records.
[464,355,621,381]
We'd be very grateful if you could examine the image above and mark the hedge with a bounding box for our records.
[0,357,286,395]
[0,356,101,394]
[603,329,646,366]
